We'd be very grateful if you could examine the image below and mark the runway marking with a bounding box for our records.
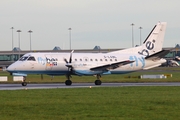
[1,82,180,90]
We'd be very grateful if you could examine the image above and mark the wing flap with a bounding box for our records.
[90,60,134,71]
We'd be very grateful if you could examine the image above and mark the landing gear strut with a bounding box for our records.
[65,75,72,86]
[94,74,102,85]
[22,76,27,86]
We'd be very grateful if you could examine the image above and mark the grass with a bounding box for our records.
[0,87,180,120]
[1,67,180,119]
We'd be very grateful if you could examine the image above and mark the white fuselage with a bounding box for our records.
[7,52,166,76]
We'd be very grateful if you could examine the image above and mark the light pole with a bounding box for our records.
[17,30,21,49]
[11,27,14,51]
[131,23,135,47]
[11,27,14,61]
[17,30,21,59]
[28,30,33,51]
[68,28,72,50]
[139,27,142,45]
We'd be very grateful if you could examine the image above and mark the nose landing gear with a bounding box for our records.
[22,81,27,86]
[22,76,27,86]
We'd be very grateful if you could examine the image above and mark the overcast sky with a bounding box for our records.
[0,0,180,51]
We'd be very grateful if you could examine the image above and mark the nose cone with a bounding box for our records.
[7,64,15,72]
[7,61,20,72]
[7,62,28,76]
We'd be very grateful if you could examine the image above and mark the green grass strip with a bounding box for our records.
[0,86,180,120]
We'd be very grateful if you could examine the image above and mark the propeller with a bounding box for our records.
[64,50,74,71]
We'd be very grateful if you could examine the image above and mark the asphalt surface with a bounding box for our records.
[1,82,180,90]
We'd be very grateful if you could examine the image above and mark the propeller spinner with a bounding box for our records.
[64,50,74,70]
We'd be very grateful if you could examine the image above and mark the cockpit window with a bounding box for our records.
[27,56,36,61]
[19,56,28,61]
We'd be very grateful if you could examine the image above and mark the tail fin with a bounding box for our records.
[138,22,167,57]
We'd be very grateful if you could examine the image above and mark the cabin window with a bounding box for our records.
[19,56,28,61]
[105,59,107,61]
[90,59,93,61]
[80,59,82,61]
[27,56,36,61]
[100,59,103,61]
[85,59,88,61]
[75,59,77,61]
[95,59,98,61]
[110,59,112,61]
[115,59,117,61]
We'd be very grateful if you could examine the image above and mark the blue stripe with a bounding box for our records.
[9,70,69,75]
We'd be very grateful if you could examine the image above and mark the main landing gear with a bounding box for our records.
[94,74,102,85]
[65,75,72,85]
[22,76,27,86]
[64,74,102,86]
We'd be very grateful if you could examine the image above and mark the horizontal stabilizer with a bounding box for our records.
[145,50,170,61]
[90,60,134,71]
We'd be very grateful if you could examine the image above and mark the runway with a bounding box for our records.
[1,82,180,90]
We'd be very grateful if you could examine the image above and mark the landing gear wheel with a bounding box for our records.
[65,80,72,86]
[95,80,102,85]
[22,82,27,86]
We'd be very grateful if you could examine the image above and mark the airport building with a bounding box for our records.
[0,45,180,68]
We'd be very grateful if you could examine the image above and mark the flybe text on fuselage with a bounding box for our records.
[37,57,58,66]
[129,56,145,68]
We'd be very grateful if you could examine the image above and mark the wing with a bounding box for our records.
[90,60,134,71]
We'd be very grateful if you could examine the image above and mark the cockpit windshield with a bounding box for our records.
[27,56,36,61]
[19,56,36,61]
[19,56,28,61]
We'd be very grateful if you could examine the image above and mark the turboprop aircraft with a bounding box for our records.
[7,22,169,86]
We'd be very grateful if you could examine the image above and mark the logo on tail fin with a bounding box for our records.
[138,40,155,56]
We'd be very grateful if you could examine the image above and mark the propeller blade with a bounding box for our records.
[69,50,74,63]
[64,58,68,64]
[64,50,74,72]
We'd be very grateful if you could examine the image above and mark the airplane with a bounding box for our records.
[7,22,169,86]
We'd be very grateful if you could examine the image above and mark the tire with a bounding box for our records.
[95,80,102,85]
[22,82,27,86]
[65,80,72,86]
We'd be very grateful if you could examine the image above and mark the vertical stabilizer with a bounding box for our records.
[138,22,167,56]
